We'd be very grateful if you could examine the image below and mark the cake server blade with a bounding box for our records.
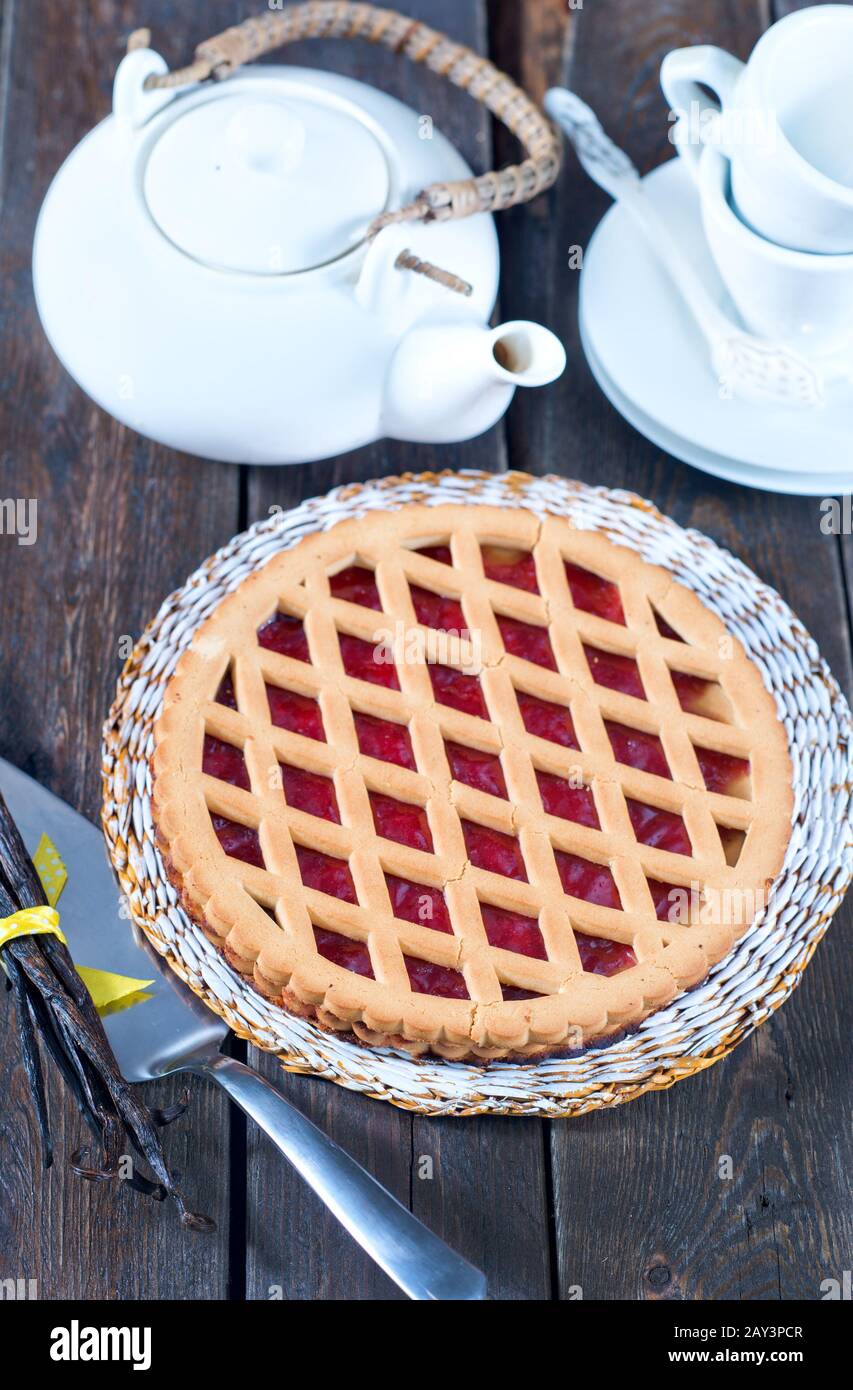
[0,756,225,1079]
[0,757,487,1300]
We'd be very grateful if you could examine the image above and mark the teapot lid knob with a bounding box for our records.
[224,100,306,176]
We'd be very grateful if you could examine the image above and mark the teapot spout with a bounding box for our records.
[382,320,566,445]
[490,321,569,387]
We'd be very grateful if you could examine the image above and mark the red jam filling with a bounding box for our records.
[203,734,250,791]
[516,690,579,749]
[605,720,670,779]
[575,933,637,976]
[257,613,311,662]
[280,764,340,823]
[339,633,399,689]
[417,544,452,566]
[718,825,746,866]
[627,798,692,856]
[497,614,557,671]
[313,927,374,978]
[296,846,357,903]
[481,545,539,594]
[695,746,750,796]
[385,875,451,933]
[654,610,684,642]
[671,671,730,722]
[329,565,382,610]
[480,904,546,959]
[564,562,626,625]
[369,792,433,852]
[405,958,469,999]
[354,712,416,770]
[212,815,263,868]
[536,771,599,828]
[429,664,488,718]
[647,878,692,922]
[215,671,238,709]
[445,741,507,798]
[672,671,708,712]
[266,686,326,742]
[409,584,467,634]
[462,820,528,880]
[554,851,621,909]
[584,644,645,699]
[501,985,543,1001]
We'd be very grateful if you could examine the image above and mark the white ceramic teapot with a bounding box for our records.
[32,4,566,465]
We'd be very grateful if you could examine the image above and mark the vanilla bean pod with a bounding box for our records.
[23,946,210,1225]
[20,961,181,1201]
[4,936,159,1200]
[3,941,52,1165]
[0,788,213,1230]
[6,935,105,1152]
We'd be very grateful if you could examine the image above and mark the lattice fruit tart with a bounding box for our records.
[151,502,793,1062]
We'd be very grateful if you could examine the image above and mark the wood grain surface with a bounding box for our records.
[0,0,849,1302]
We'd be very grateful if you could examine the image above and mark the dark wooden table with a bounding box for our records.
[1,0,850,1302]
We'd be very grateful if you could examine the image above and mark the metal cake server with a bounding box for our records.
[0,758,487,1301]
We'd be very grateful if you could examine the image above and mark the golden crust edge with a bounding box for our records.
[147,503,797,1063]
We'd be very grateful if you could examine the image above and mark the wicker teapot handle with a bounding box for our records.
[139,2,561,293]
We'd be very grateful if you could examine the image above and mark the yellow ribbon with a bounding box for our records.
[0,905,66,950]
[33,833,67,906]
[74,966,154,1016]
[0,836,153,1014]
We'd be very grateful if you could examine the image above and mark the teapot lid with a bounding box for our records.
[142,86,391,275]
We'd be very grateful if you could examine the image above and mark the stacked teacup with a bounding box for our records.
[662,5,853,360]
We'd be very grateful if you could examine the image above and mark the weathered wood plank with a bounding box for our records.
[491,0,853,1300]
[773,0,849,17]
[410,1112,552,1299]
[0,0,247,1299]
[245,1064,412,1300]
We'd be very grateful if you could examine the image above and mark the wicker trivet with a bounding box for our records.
[101,472,852,1116]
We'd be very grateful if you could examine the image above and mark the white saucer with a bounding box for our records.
[579,158,853,492]
[581,320,853,495]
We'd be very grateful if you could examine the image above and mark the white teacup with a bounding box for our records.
[662,5,853,254]
[694,141,853,358]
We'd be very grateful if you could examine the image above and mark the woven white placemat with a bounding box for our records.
[101,471,852,1116]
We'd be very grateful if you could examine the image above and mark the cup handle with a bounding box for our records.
[661,46,745,182]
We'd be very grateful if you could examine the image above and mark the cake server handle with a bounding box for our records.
[193,1052,488,1301]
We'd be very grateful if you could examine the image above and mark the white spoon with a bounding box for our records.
[545,87,826,409]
